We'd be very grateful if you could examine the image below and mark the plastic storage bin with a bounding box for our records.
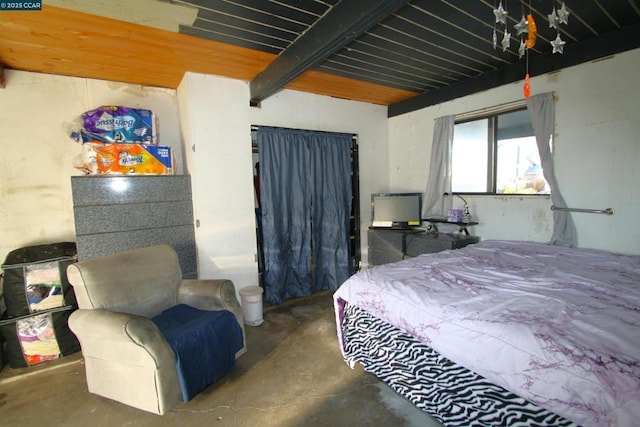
[0,242,80,368]
[2,242,77,317]
[0,308,80,368]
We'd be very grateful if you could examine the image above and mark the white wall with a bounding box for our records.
[0,70,182,261]
[178,73,389,287]
[178,73,258,291]
[389,48,640,255]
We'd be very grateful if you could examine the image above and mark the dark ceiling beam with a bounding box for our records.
[249,0,411,106]
[388,23,640,117]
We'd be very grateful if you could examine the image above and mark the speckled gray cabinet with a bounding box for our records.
[71,176,197,278]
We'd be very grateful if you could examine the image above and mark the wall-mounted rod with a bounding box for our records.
[550,205,615,215]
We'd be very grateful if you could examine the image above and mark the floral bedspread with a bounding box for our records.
[334,240,640,427]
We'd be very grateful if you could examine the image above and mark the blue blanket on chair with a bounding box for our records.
[152,304,244,402]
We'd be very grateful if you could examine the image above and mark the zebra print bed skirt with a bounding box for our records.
[341,303,578,427]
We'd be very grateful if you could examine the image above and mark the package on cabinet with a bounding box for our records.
[71,105,159,145]
[72,142,99,175]
[94,143,174,175]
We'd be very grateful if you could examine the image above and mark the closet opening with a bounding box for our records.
[251,125,360,305]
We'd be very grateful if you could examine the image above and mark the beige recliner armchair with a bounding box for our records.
[67,245,246,415]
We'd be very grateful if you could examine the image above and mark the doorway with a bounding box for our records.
[252,126,360,305]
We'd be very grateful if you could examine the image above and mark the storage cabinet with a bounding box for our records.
[71,175,197,279]
[368,228,479,266]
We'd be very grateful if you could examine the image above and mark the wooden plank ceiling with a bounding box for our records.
[0,5,416,106]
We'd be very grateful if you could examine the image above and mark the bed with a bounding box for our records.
[333,240,640,427]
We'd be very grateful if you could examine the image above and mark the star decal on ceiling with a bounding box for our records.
[550,33,566,54]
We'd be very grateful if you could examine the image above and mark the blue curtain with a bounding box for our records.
[257,127,352,305]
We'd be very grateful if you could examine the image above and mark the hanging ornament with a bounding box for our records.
[518,39,526,59]
[550,33,566,53]
[557,2,570,25]
[493,1,510,53]
[493,1,508,25]
[525,14,537,48]
[524,73,531,98]
[548,8,560,30]
[514,15,528,36]
[493,28,498,49]
[548,2,569,54]
[502,29,511,52]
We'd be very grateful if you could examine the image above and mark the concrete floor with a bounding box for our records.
[0,291,441,426]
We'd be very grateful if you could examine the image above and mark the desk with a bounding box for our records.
[368,228,479,266]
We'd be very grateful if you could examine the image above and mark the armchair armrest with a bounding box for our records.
[177,279,246,357]
[177,279,242,317]
[68,309,175,368]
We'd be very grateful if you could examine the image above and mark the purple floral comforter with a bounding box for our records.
[334,240,640,427]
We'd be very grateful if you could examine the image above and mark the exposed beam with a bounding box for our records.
[249,0,411,106]
[388,23,640,117]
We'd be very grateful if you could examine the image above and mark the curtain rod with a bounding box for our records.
[455,99,526,122]
[551,205,615,215]
[454,93,558,122]
[251,124,356,139]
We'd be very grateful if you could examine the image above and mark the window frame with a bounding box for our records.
[452,107,547,197]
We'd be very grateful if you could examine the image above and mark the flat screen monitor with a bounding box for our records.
[371,193,423,229]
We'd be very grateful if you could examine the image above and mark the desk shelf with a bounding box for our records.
[424,218,478,236]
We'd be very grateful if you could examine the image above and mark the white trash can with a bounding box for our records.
[239,286,264,326]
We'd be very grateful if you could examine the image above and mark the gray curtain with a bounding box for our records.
[423,115,455,218]
[257,127,352,305]
[526,93,576,246]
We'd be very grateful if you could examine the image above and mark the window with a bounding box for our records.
[452,109,549,195]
